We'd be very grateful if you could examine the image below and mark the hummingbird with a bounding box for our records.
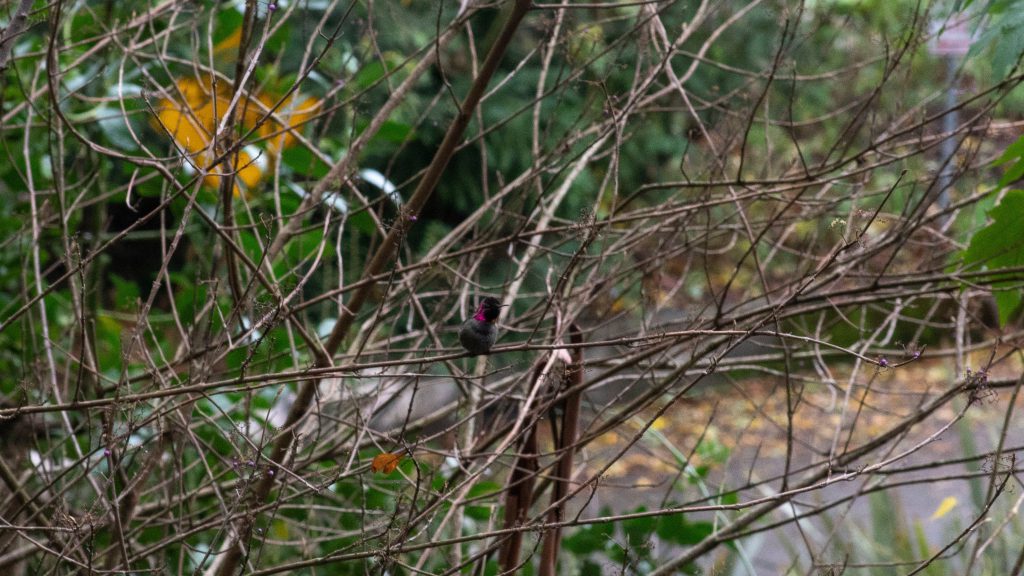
[459,297,504,355]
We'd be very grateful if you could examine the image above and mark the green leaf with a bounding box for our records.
[347,210,377,235]
[353,61,386,91]
[265,20,291,54]
[622,507,656,545]
[465,505,492,521]
[993,134,1024,167]
[354,119,414,144]
[280,227,333,276]
[375,120,413,143]
[465,480,501,521]
[109,274,140,311]
[719,490,739,506]
[238,229,265,265]
[963,190,1024,325]
[214,7,244,45]
[580,560,603,576]
[563,521,613,555]
[364,484,391,511]
[967,6,1024,77]
[656,514,714,546]
[998,156,1024,189]
[95,312,125,369]
[282,146,330,179]
[466,480,502,499]
[695,435,730,465]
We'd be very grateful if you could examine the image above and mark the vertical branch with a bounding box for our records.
[215,0,269,314]
[539,325,583,576]
[0,0,35,74]
[498,364,544,572]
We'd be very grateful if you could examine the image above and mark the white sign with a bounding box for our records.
[930,16,975,57]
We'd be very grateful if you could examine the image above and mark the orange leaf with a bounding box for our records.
[371,452,403,474]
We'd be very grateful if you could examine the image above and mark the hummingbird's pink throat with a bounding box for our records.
[473,307,491,322]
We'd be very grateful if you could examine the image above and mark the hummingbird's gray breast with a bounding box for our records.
[459,319,497,355]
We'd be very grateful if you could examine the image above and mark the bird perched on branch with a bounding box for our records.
[459,297,504,355]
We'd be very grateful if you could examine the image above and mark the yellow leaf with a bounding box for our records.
[214,27,242,56]
[201,146,266,197]
[154,103,211,154]
[371,452,404,475]
[930,496,957,520]
[152,76,323,200]
[271,519,289,540]
[258,93,322,152]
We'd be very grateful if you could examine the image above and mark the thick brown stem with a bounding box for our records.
[498,426,538,572]
[498,363,545,572]
[539,326,583,576]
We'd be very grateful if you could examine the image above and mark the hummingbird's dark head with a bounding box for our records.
[474,297,504,323]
